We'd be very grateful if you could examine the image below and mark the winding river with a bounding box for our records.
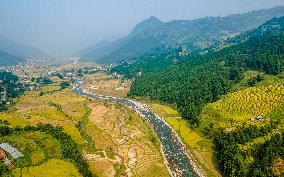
[74,83,205,177]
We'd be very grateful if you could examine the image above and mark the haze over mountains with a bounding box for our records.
[0,35,47,59]
[0,5,283,66]
[78,6,284,64]
[0,35,47,65]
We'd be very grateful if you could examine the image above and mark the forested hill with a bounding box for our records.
[111,16,284,78]
[216,15,284,49]
[0,50,24,66]
[128,16,284,126]
[79,6,284,64]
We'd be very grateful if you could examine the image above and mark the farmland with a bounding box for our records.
[83,72,131,98]
[0,127,85,177]
[82,98,169,177]
[13,85,88,145]
[0,69,168,176]
[200,83,284,129]
[13,159,83,177]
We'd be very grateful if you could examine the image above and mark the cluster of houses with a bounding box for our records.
[0,143,24,169]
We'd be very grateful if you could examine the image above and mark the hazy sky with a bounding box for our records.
[0,0,283,56]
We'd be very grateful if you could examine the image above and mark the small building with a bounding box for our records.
[256,116,264,122]
[0,149,14,169]
[0,143,24,160]
[0,149,5,158]
[22,114,30,119]
[3,158,14,169]
[250,116,264,122]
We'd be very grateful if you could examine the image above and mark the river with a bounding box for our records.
[73,82,205,177]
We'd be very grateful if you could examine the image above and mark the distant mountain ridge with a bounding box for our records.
[0,35,47,59]
[0,50,23,66]
[216,16,284,49]
[79,6,284,64]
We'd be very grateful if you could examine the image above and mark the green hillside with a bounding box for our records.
[125,16,284,176]
[128,16,284,125]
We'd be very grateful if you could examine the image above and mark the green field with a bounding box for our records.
[0,130,83,177]
[13,159,83,177]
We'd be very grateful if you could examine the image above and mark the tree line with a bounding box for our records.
[213,122,283,177]
[0,71,25,111]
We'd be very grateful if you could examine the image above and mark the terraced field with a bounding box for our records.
[83,72,131,98]
[0,131,61,166]
[0,82,169,176]
[13,159,82,177]
[10,86,90,145]
[0,130,83,177]
[83,102,169,177]
[201,83,284,129]
[232,71,284,92]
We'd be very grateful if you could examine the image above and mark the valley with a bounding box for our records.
[0,4,283,177]
[0,67,170,177]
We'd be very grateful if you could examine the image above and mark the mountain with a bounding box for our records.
[77,16,164,63]
[0,35,47,59]
[130,16,164,36]
[128,16,284,125]
[0,50,23,66]
[216,15,284,49]
[79,6,284,64]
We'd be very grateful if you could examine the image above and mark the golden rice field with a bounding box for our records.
[13,159,82,177]
[201,83,284,128]
[1,84,169,176]
[151,103,180,118]
[232,71,284,92]
[1,86,90,146]
[84,102,169,177]
[0,131,61,169]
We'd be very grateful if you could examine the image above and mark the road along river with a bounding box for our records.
[74,83,205,177]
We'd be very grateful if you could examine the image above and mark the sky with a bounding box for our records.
[0,0,283,57]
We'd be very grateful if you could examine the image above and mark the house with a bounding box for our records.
[3,158,14,169]
[0,143,24,160]
[0,149,5,158]
[0,149,14,169]
[250,116,264,122]
[256,116,264,122]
